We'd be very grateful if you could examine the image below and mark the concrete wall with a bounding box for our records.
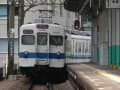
[92,9,109,65]
[108,9,120,67]
[92,20,98,63]
[0,19,7,38]
[0,0,6,4]
[0,17,18,38]
[98,9,109,65]
[0,54,18,68]
[92,8,120,67]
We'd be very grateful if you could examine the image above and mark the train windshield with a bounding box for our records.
[37,33,47,45]
[22,35,35,45]
[50,36,63,46]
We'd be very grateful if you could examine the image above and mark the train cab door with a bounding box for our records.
[36,32,49,66]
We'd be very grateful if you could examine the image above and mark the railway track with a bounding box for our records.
[7,75,74,90]
[27,80,74,90]
[28,82,53,90]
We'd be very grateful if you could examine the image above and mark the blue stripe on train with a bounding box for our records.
[67,56,92,59]
[19,52,65,59]
[66,55,92,59]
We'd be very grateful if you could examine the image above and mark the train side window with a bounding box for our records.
[83,41,85,55]
[37,33,47,45]
[78,42,81,53]
[89,41,91,53]
[82,42,84,54]
[75,41,77,53]
[66,40,70,52]
[85,41,88,53]
[22,35,35,45]
[80,41,83,54]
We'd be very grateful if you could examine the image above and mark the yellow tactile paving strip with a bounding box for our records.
[67,64,120,90]
[82,64,120,83]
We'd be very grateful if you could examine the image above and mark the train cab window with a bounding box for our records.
[89,42,91,53]
[50,36,63,46]
[22,35,35,45]
[37,33,47,45]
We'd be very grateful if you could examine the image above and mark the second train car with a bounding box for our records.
[65,34,91,64]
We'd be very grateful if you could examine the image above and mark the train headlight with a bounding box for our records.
[24,51,28,55]
[24,51,28,58]
[56,51,61,56]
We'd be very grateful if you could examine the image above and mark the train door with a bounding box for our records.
[49,35,64,68]
[36,32,49,66]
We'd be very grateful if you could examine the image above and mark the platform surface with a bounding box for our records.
[0,75,29,90]
[67,63,120,90]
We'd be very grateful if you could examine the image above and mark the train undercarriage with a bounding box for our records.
[20,65,67,83]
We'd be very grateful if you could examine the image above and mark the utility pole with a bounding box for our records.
[8,0,15,76]
[18,0,24,72]
[18,0,24,28]
[18,0,24,47]
[7,0,10,79]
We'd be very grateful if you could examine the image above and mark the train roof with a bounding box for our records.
[20,23,64,30]
[67,34,91,40]
[65,29,91,36]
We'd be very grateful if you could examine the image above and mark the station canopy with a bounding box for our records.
[64,0,105,19]
[64,0,84,12]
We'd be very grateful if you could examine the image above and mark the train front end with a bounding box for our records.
[19,23,67,83]
[19,24,37,76]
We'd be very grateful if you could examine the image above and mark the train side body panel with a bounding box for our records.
[65,34,91,64]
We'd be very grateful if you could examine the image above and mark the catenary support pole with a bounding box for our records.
[8,0,15,76]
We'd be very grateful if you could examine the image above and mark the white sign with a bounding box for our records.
[106,0,120,8]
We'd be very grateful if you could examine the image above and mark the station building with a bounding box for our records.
[0,0,18,67]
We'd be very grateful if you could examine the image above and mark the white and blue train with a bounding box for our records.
[19,22,67,82]
[19,19,91,83]
[65,34,91,64]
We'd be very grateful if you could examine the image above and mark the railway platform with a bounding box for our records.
[67,63,120,90]
[0,75,30,90]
